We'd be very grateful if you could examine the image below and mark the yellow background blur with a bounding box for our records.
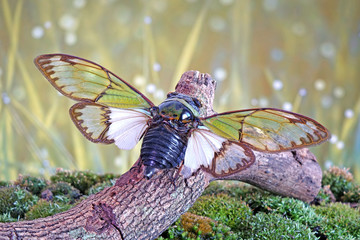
[1,0,359,181]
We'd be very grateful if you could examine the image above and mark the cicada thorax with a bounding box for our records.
[140,93,202,179]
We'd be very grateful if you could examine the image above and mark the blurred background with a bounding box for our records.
[0,0,359,182]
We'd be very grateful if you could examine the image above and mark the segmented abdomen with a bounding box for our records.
[140,123,187,176]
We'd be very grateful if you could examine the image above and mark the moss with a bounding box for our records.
[98,173,121,182]
[188,193,252,232]
[25,199,72,220]
[88,179,116,195]
[0,213,17,222]
[200,181,360,239]
[0,171,118,222]
[50,169,100,194]
[0,170,117,223]
[180,212,216,236]
[208,224,239,240]
[239,212,318,240]
[342,185,360,203]
[0,181,9,187]
[158,215,239,240]
[314,202,360,239]
[314,185,335,205]
[251,195,321,226]
[43,181,81,203]
[201,181,235,196]
[157,218,191,240]
[322,167,354,200]
[0,186,38,218]
[202,181,254,199]
[15,175,48,195]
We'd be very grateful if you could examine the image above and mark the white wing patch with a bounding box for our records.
[184,128,227,174]
[107,108,150,150]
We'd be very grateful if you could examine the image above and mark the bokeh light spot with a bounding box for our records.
[336,141,345,150]
[321,95,333,108]
[2,92,10,105]
[213,67,227,82]
[153,62,161,72]
[320,42,336,58]
[272,79,283,90]
[282,102,292,111]
[59,14,79,31]
[344,109,354,118]
[114,156,123,167]
[259,97,269,107]
[44,21,52,29]
[333,86,345,98]
[314,79,326,91]
[65,32,77,46]
[134,75,146,87]
[146,84,156,94]
[330,135,338,144]
[298,88,307,97]
[251,98,258,106]
[144,16,152,24]
[32,26,44,39]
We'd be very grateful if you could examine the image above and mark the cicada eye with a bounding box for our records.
[179,110,193,122]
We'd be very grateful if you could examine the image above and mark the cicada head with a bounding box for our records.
[158,93,201,124]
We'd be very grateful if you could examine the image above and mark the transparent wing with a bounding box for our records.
[201,108,330,152]
[34,54,154,109]
[70,102,150,149]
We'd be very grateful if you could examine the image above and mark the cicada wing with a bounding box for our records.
[202,142,255,178]
[182,128,255,178]
[200,108,330,152]
[70,102,151,150]
[34,54,154,109]
[183,129,226,173]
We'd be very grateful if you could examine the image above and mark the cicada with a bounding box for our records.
[34,54,330,179]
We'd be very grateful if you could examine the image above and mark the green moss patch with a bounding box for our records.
[25,199,72,220]
[0,186,38,219]
[160,177,360,240]
[0,170,119,222]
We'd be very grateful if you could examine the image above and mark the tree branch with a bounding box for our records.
[0,71,322,239]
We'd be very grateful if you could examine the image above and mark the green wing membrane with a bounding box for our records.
[34,54,154,109]
[201,108,330,152]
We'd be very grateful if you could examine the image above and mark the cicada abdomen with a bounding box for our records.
[141,123,187,179]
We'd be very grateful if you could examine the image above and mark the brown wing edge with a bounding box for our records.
[201,141,255,178]
[69,102,114,144]
[34,54,155,107]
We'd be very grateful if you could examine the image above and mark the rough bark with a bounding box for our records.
[0,71,323,239]
[212,148,322,202]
